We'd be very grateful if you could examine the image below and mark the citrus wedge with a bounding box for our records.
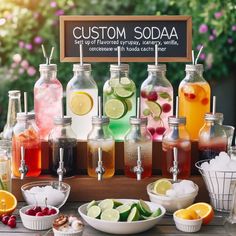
[101,209,120,222]
[98,199,114,211]
[153,179,172,195]
[0,190,17,216]
[145,101,162,117]
[127,207,140,222]
[87,205,101,219]
[104,98,127,119]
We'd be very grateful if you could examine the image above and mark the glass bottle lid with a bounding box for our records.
[73,63,91,72]
[39,64,57,71]
[129,116,148,125]
[16,112,35,121]
[147,64,166,72]
[168,116,186,125]
[204,112,224,121]
[185,64,204,72]
[92,116,110,125]
[110,64,129,71]
[54,116,72,125]
[8,90,20,96]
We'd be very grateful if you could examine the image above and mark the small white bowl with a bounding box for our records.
[53,227,83,236]
[173,211,202,233]
[20,205,59,230]
[147,182,199,213]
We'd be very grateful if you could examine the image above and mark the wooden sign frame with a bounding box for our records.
[60,15,192,62]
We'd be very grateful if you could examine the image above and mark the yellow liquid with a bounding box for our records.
[179,82,210,140]
[87,140,115,178]
[0,159,11,192]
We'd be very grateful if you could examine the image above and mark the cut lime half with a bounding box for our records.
[87,200,97,211]
[127,207,140,222]
[98,199,114,211]
[151,208,162,218]
[114,85,134,98]
[104,99,127,119]
[137,200,152,217]
[87,205,101,219]
[116,204,131,221]
[100,209,120,222]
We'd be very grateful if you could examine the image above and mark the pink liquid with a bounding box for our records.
[141,86,173,141]
[34,81,63,140]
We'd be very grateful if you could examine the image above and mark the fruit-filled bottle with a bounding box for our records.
[0,148,11,192]
[2,90,22,140]
[162,116,191,179]
[34,64,63,141]
[140,64,173,141]
[48,116,77,177]
[178,64,211,140]
[199,113,227,160]
[66,64,98,140]
[124,117,152,179]
[87,116,115,178]
[103,64,136,141]
[12,113,41,177]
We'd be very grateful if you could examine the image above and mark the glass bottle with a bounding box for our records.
[0,148,11,192]
[199,113,228,160]
[178,64,211,140]
[162,116,191,179]
[124,117,152,179]
[140,64,173,141]
[103,64,136,141]
[87,116,115,178]
[48,116,77,177]
[12,112,41,177]
[34,64,63,141]
[2,90,22,140]
[66,64,98,140]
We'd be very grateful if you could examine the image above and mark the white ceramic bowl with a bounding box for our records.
[20,205,59,230]
[53,228,83,236]
[78,199,166,235]
[147,182,199,213]
[173,211,202,233]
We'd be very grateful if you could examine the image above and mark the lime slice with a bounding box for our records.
[151,208,162,218]
[104,99,127,119]
[113,200,123,208]
[100,209,120,222]
[139,214,150,220]
[153,178,172,195]
[120,77,132,87]
[127,207,140,222]
[98,199,114,211]
[87,205,101,219]
[137,200,152,217]
[125,99,132,111]
[70,91,93,116]
[116,204,131,221]
[145,101,162,117]
[87,200,97,211]
[114,85,134,98]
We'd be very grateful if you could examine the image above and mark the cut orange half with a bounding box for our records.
[187,202,214,225]
[0,190,17,216]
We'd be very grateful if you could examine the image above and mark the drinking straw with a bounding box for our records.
[192,50,195,65]
[41,44,47,64]
[48,47,54,65]
[212,96,216,114]
[98,96,102,118]
[137,97,140,119]
[24,92,28,114]
[195,45,204,65]
[61,98,64,118]
[155,43,158,66]
[175,96,179,118]
[117,46,121,66]
[80,44,83,66]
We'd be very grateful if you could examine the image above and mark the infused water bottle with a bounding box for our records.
[103,64,136,141]
[87,116,115,179]
[66,64,98,140]
[124,117,152,179]
[12,113,41,177]
[199,113,227,160]
[48,116,77,177]
[0,148,11,192]
[178,64,211,140]
[34,64,63,140]
[141,64,173,141]
[162,116,191,178]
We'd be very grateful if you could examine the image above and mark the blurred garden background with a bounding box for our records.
[0,0,235,131]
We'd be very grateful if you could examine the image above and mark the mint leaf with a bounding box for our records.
[159,92,171,101]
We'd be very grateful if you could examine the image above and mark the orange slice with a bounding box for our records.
[175,208,200,220]
[187,202,214,224]
[0,190,17,216]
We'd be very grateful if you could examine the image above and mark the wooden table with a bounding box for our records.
[0,202,229,236]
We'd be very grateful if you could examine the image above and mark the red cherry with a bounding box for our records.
[162,103,171,113]
[48,208,57,215]
[0,214,8,221]
[156,127,166,135]
[9,215,16,220]
[148,127,155,135]
[33,206,42,213]
[184,93,196,100]
[42,207,49,215]
[25,209,36,216]
[141,90,147,98]
[7,218,16,228]
[147,91,158,101]
[2,215,10,225]
[201,97,209,105]
[36,212,44,217]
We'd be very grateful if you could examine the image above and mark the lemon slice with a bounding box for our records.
[153,179,172,195]
[104,99,127,119]
[70,91,93,116]
[145,101,162,117]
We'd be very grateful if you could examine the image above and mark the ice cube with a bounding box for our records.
[183,187,195,194]
[180,180,195,188]
[166,189,177,198]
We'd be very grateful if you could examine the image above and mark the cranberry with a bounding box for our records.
[201,97,209,105]
[2,215,10,225]
[140,90,147,98]
[184,93,196,100]
[33,206,42,213]
[36,212,44,217]
[42,207,49,216]
[9,215,16,220]
[7,218,16,228]
[162,103,171,113]
[25,208,36,216]
[147,91,158,101]
[148,127,155,135]
[48,208,57,215]
[156,127,166,135]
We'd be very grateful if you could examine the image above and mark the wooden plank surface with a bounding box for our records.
[0,202,228,236]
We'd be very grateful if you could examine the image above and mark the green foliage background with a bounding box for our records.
[0,0,236,129]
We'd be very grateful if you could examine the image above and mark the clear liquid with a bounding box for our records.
[0,158,11,192]
[67,89,98,140]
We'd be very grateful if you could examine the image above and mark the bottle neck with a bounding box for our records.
[40,70,57,80]
[110,70,128,79]
[148,71,166,78]
[6,95,21,127]
[74,70,91,77]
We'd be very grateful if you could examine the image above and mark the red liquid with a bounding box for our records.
[125,165,152,179]
[162,141,191,179]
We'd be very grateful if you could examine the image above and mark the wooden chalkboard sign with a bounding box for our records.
[60,15,192,62]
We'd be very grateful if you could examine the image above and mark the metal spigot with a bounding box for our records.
[57,148,66,182]
[170,147,179,183]
[133,146,143,181]
[95,147,105,181]
[19,146,28,180]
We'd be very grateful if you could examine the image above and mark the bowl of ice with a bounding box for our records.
[21,181,70,208]
[196,152,236,212]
